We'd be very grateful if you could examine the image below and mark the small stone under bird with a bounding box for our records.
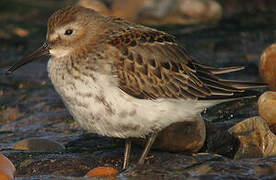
[7,6,266,169]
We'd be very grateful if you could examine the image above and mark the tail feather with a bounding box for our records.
[199,76,244,93]
[195,63,267,101]
[218,79,267,89]
[194,63,245,75]
[199,91,258,107]
[199,89,261,100]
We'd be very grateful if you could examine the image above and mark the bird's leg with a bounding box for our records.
[123,139,132,169]
[137,133,157,165]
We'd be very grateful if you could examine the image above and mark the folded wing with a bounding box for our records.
[107,28,266,100]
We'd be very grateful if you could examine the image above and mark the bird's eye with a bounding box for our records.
[64,29,73,36]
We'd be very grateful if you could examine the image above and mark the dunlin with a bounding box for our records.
[6,6,266,169]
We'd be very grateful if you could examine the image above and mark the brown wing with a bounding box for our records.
[107,29,265,100]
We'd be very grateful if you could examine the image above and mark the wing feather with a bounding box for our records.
[106,28,265,100]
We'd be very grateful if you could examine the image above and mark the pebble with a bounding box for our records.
[85,167,119,179]
[259,43,276,91]
[0,154,16,180]
[228,116,276,159]
[258,91,276,133]
[137,114,206,153]
[13,138,65,152]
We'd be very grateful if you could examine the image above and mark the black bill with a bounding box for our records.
[6,43,50,75]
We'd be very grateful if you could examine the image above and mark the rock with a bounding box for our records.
[136,114,206,153]
[13,27,29,37]
[204,119,241,158]
[85,167,119,179]
[0,154,16,180]
[259,43,276,91]
[154,114,206,152]
[228,116,276,159]
[258,91,276,133]
[13,138,65,152]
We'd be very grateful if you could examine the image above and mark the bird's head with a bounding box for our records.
[6,6,106,74]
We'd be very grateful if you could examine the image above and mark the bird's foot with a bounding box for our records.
[145,155,154,161]
[120,163,146,176]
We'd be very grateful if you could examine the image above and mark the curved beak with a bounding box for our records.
[6,43,50,75]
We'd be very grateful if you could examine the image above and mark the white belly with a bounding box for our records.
[47,58,210,138]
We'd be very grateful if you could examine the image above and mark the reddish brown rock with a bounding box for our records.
[13,27,29,37]
[0,154,16,180]
[259,43,276,91]
[228,116,276,159]
[86,167,119,179]
[258,91,276,133]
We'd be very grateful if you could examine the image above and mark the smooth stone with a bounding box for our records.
[228,116,276,159]
[154,114,205,152]
[85,167,119,179]
[258,91,276,133]
[259,43,276,91]
[0,154,16,180]
[13,138,65,152]
[136,114,206,153]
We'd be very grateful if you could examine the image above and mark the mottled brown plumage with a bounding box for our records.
[99,17,262,100]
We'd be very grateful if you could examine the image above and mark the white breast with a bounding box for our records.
[47,58,212,138]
